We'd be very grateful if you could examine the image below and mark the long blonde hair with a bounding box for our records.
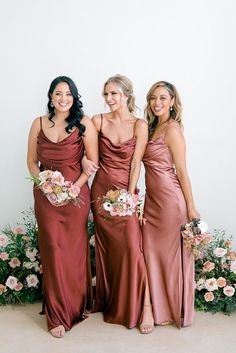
[145,81,182,135]
[103,74,136,113]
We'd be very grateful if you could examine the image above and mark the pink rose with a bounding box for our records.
[41,181,53,194]
[15,282,23,291]
[51,171,64,185]
[9,257,21,268]
[223,286,235,297]
[46,192,57,204]
[5,276,18,290]
[0,252,9,260]
[0,284,6,294]
[14,227,23,234]
[203,261,215,272]
[204,292,214,302]
[0,234,9,247]
[202,233,212,245]
[217,277,226,288]
[214,247,227,258]
[226,251,236,261]
[68,184,80,199]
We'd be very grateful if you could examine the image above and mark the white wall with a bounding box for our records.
[1,0,236,239]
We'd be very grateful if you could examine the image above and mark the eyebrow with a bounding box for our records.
[54,90,71,93]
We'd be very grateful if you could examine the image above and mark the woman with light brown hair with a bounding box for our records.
[142,81,200,328]
[84,74,154,333]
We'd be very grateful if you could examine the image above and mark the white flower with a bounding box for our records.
[89,235,95,247]
[23,261,36,269]
[205,278,218,291]
[25,248,38,261]
[223,285,235,297]
[197,221,208,233]
[103,202,112,211]
[196,278,205,291]
[117,194,127,203]
[230,260,236,274]
[26,274,39,288]
[213,247,227,258]
[5,276,18,290]
[92,276,96,286]
[0,234,10,247]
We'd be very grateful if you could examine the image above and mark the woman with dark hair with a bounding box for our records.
[142,81,200,328]
[84,74,154,333]
[27,76,98,337]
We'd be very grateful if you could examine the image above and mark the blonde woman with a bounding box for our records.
[142,81,200,328]
[84,74,154,332]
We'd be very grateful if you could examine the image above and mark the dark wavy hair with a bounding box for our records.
[47,76,85,135]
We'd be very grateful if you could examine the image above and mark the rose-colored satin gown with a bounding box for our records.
[91,115,146,328]
[142,122,194,328]
[34,117,92,331]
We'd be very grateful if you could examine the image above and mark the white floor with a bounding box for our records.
[0,303,235,353]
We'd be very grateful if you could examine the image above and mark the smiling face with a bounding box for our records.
[103,82,127,112]
[149,86,174,120]
[51,82,74,113]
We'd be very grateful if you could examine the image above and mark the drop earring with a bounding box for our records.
[50,101,54,108]
[170,106,173,111]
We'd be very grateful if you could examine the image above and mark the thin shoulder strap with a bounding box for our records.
[99,114,104,133]
[39,116,43,129]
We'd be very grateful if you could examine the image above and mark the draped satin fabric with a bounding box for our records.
[34,124,92,331]
[142,125,195,328]
[91,130,146,328]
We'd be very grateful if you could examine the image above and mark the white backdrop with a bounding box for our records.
[1,0,236,239]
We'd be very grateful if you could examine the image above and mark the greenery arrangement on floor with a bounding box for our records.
[1,209,236,314]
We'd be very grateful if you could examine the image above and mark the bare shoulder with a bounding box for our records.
[91,114,102,130]
[135,118,148,127]
[165,121,185,146]
[81,115,92,126]
[166,121,183,136]
[30,115,44,131]
[134,118,148,132]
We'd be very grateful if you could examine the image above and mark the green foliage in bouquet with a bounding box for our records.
[195,229,236,314]
[0,209,42,304]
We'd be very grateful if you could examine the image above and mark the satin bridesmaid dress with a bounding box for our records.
[34,117,92,331]
[91,115,146,328]
[142,121,195,328]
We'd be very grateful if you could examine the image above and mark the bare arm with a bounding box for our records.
[81,115,100,176]
[74,116,99,188]
[128,120,148,194]
[165,124,200,221]
[27,117,41,176]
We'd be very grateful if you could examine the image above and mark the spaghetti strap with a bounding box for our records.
[39,116,43,130]
[99,114,104,133]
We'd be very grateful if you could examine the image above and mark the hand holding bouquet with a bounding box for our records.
[31,170,80,207]
[102,189,141,217]
[181,219,212,258]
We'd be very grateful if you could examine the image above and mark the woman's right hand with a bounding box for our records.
[187,206,200,221]
[81,155,99,176]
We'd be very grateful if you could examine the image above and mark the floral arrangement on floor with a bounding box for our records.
[0,209,42,304]
[195,229,236,314]
[30,170,80,206]
[1,210,236,314]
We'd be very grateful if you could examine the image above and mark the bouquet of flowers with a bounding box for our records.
[181,219,212,257]
[195,229,236,314]
[0,209,42,305]
[31,170,80,206]
[102,189,141,217]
